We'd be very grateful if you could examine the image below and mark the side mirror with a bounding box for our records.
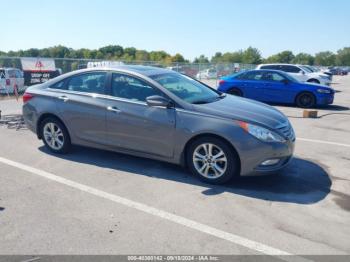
[300,70,305,75]
[282,79,289,85]
[146,95,173,108]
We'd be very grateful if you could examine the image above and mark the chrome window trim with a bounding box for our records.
[47,87,154,107]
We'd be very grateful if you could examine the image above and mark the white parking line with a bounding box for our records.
[0,156,313,262]
[297,137,350,148]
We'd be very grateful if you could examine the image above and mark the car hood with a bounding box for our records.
[193,95,288,129]
[308,72,329,79]
[297,82,333,91]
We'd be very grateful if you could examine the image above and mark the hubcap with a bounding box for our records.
[300,95,312,106]
[193,143,227,179]
[43,122,64,150]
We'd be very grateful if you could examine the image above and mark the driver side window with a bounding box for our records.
[111,73,162,102]
[263,72,286,82]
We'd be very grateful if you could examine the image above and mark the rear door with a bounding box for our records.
[104,72,176,158]
[235,71,265,100]
[51,71,108,145]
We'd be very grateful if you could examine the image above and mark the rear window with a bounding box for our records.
[50,80,66,89]
[239,71,264,80]
[260,65,280,70]
[280,65,301,73]
[7,70,16,78]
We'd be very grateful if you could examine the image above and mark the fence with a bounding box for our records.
[0,56,256,94]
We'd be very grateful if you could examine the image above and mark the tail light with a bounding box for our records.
[23,93,34,103]
[219,80,226,86]
[6,79,10,85]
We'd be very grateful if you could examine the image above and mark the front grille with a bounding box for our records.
[276,122,295,141]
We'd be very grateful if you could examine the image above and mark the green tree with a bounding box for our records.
[193,55,209,63]
[123,47,137,59]
[211,52,223,63]
[314,51,336,66]
[99,45,124,58]
[265,50,294,64]
[135,50,150,61]
[149,51,170,61]
[241,47,262,64]
[171,53,185,63]
[292,53,314,65]
[336,47,350,66]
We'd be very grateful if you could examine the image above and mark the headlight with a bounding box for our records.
[319,75,329,80]
[317,88,331,94]
[238,121,286,143]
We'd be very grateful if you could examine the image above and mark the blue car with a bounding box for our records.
[218,70,334,108]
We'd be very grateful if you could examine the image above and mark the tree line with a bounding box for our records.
[1,45,350,66]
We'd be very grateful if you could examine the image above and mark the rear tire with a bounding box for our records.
[228,88,243,97]
[296,92,316,108]
[40,117,71,154]
[186,137,240,184]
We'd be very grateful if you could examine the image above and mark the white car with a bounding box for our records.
[196,68,217,79]
[256,64,331,86]
[0,68,25,95]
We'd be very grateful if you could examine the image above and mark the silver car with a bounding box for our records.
[22,66,295,184]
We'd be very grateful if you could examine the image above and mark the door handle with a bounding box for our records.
[58,95,69,102]
[107,106,121,113]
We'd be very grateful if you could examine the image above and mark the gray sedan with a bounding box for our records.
[22,66,295,184]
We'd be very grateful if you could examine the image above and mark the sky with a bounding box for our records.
[1,0,349,60]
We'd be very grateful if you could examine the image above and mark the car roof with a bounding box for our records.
[80,65,172,76]
[239,69,288,74]
[258,63,300,67]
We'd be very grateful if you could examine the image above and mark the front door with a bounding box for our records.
[261,71,295,103]
[105,72,176,158]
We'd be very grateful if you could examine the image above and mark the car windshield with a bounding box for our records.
[300,66,313,73]
[280,71,299,82]
[150,73,222,104]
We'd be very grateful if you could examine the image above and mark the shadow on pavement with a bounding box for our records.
[271,103,349,111]
[39,146,331,205]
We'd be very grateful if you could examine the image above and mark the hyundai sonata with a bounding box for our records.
[23,66,295,184]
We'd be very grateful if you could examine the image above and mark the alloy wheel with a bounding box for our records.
[43,122,65,150]
[192,143,228,179]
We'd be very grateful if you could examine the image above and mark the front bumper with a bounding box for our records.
[239,139,295,176]
[317,93,334,105]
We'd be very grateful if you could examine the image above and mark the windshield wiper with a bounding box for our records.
[192,95,224,104]
[192,100,211,104]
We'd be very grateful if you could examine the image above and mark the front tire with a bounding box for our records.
[187,137,240,184]
[40,117,71,154]
[296,92,316,108]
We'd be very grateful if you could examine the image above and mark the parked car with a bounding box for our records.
[22,66,295,184]
[0,68,25,94]
[256,64,331,86]
[329,67,348,76]
[302,65,333,80]
[218,69,334,108]
[196,68,217,79]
